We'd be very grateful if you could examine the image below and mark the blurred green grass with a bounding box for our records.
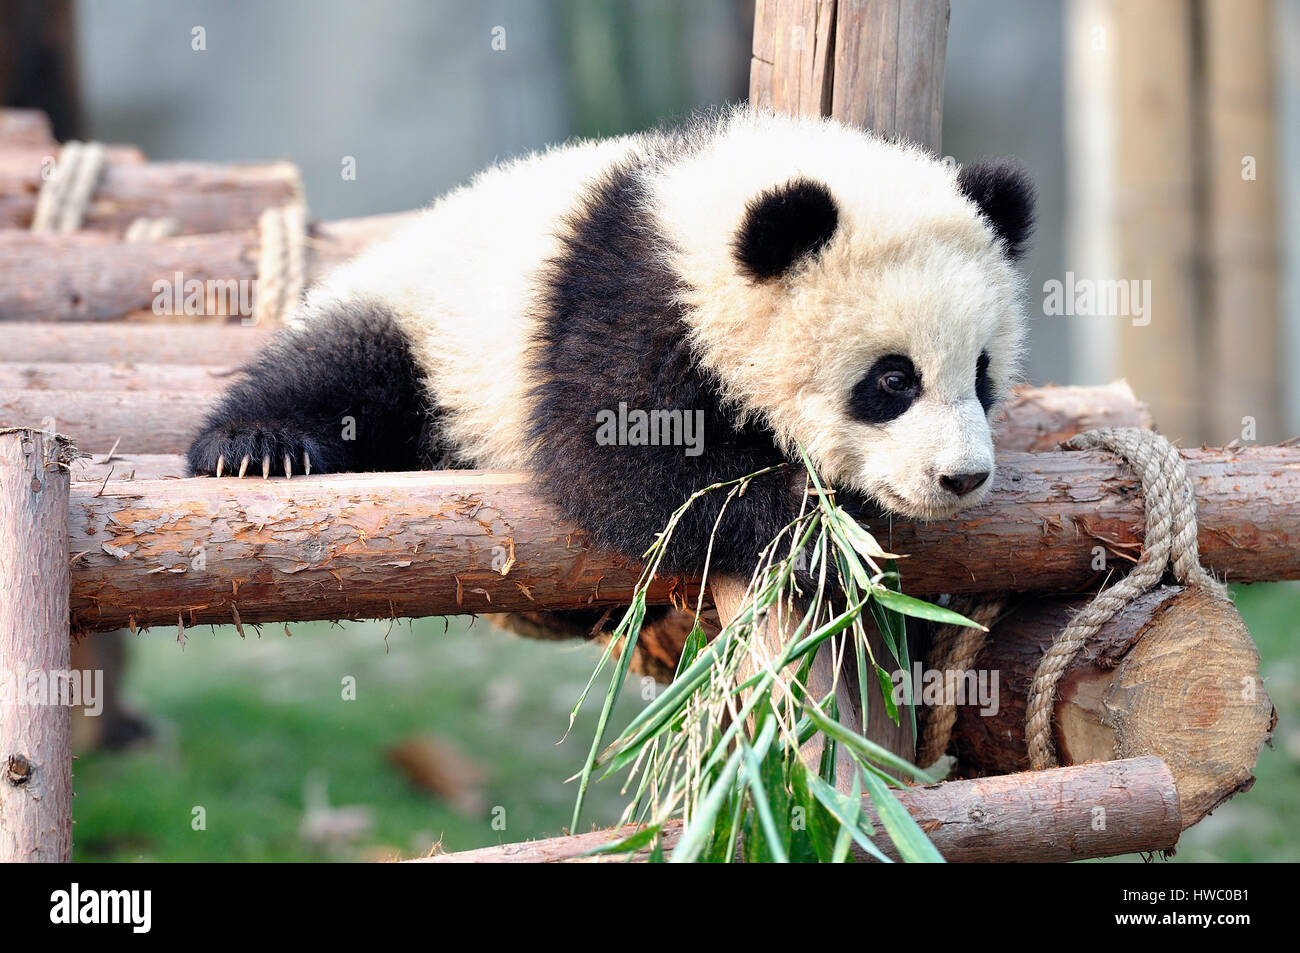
[73,582,1298,862]
[72,616,650,862]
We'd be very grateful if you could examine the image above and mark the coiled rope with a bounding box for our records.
[917,427,1228,771]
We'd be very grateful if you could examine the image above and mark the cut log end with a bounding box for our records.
[953,585,1276,829]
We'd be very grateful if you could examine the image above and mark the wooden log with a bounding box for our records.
[0,211,419,323]
[68,469,696,634]
[991,381,1151,451]
[2,322,271,364]
[749,0,837,117]
[831,0,950,152]
[951,586,1275,828]
[415,756,1180,862]
[0,362,243,392]
[0,109,56,146]
[65,445,1300,633]
[0,389,214,455]
[0,428,75,862]
[2,377,1142,457]
[0,147,302,234]
[1203,0,1282,443]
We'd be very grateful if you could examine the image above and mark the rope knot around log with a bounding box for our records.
[1027,427,1228,769]
[30,140,108,234]
[919,427,1231,771]
[255,203,308,326]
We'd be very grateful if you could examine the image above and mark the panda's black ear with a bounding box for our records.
[733,178,839,281]
[957,159,1036,261]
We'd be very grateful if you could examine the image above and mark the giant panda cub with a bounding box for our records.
[187,107,1034,581]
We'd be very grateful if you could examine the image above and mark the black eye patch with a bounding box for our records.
[975,350,994,412]
[848,354,920,424]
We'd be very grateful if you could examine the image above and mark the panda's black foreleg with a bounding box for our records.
[187,302,433,477]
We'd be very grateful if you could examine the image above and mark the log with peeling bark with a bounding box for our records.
[951,585,1275,828]
[0,428,75,862]
[0,211,420,323]
[413,756,1180,863]
[0,146,302,234]
[1,322,272,365]
[65,445,1300,633]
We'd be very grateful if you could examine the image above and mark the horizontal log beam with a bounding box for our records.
[0,147,301,234]
[0,211,420,323]
[414,756,1180,863]
[0,322,271,365]
[0,109,57,147]
[5,379,1148,459]
[67,445,1300,632]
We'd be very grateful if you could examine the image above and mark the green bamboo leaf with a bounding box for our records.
[860,767,944,863]
[870,585,986,628]
[669,746,744,863]
[584,823,662,857]
[875,664,900,726]
[804,705,937,784]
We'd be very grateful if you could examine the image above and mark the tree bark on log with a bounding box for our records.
[0,362,243,392]
[0,389,214,455]
[1,322,272,364]
[0,148,302,234]
[414,756,1180,863]
[0,211,422,323]
[65,445,1300,633]
[0,428,75,862]
[951,586,1275,828]
[3,378,1144,458]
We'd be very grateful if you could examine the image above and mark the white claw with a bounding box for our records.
[238,455,250,478]
[303,451,311,477]
[215,454,224,478]
[262,454,271,479]
[283,453,292,480]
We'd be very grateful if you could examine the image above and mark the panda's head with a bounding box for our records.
[657,115,1034,520]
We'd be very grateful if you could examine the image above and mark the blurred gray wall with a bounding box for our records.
[77,0,1066,383]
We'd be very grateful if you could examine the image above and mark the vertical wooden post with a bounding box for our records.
[732,0,952,775]
[0,428,75,862]
[1202,0,1280,444]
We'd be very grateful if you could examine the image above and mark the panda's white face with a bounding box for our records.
[654,111,1030,521]
[750,230,1023,520]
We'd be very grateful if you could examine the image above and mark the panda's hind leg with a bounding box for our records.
[186,301,434,477]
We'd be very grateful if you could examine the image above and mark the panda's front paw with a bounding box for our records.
[187,421,333,479]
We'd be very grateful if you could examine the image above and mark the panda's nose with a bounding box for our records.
[939,471,990,496]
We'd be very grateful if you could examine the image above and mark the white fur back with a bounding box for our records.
[300,132,640,468]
